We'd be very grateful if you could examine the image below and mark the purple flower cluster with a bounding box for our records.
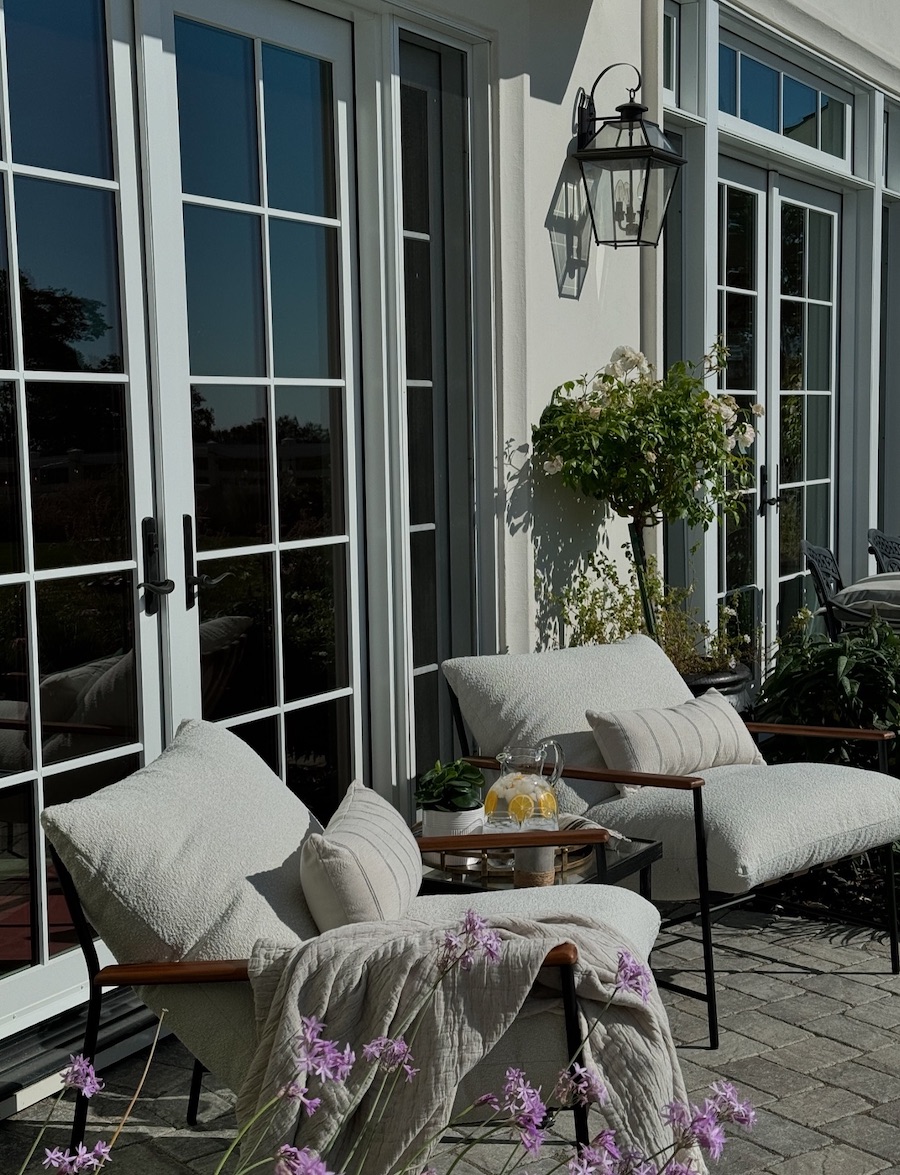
[293,1016,355,1083]
[662,1080,756,1160]
[362,1035,419,1082]
[60,1055,104,1100]
[41,1141,110,1172]
[502,1067,547,1156]
[280,1080,322,1117]
[554,1061,608,1108]
[437,909,502,973]
[614,950,652,1004]
[274,1144,337,1175]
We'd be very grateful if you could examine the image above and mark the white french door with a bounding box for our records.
[141,0,362,816]
[717,158,840,644]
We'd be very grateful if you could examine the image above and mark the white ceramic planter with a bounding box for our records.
[421,805,485,868]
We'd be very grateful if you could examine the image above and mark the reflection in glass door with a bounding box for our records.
[717,162,839,643]
[0,0,161,1035]
[149,0,357,822]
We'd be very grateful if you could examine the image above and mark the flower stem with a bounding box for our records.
[96,1011,168,1167]
[15,1088,65,1175]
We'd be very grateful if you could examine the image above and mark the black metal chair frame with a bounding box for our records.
[868,528,900,575]
[49,845,205,1149]
[801,539,846,640]
[449,689,900,1051]
[50,845,595,1150]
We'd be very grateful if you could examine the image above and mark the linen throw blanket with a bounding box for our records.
[237,914,697,1175]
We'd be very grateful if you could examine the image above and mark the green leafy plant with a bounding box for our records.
[554,549,756,677]
[753,617,900,770]
[415,759,485,812]
[532,344,759,533]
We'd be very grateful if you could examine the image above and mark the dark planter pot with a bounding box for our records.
[681,660,753,705]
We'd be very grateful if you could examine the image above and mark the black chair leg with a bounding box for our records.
[692,789,719,1049]
[69,983,103,1150]
[186,1058,206,1126]
[560,961,590,1149]
[884,844,900,975]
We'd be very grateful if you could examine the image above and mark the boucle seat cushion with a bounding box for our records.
[443,636,692,799]
[585,761,900,901]
[41,718,323,1090]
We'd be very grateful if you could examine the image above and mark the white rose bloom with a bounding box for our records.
[735,424,756,452]
[644,450,657,464]
[604,345,651,381]
[543,456,564,475]
[751,402,765,417]
[724,434,736,452]
[588,405,602,419]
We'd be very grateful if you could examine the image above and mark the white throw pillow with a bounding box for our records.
[586,688,764,788]
[300,781,422,931]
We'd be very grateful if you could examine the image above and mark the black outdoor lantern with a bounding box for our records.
[574,63,686,248]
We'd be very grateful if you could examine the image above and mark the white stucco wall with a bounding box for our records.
[400,0,651,653]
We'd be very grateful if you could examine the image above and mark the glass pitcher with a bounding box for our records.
[484,740,564,834]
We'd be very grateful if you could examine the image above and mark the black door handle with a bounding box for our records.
[183,515,233,608]
[140,518,173,616]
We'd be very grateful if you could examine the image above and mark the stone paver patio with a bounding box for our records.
[4,908,900,1173]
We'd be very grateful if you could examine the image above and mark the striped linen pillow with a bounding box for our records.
[300,781,422,931]
[586,688,764,791]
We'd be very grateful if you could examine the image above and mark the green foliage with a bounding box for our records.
[531,344,758,530]
[555,549,756,675]
[754,619,900,769]
[416,759,485,811]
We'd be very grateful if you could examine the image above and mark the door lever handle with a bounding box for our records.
[138,578,176,596]
[186,572,233,590]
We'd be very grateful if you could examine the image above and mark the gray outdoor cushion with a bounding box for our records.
[41,718,323,1089]
[582,761,900,901]
[831,573,900,627]
[443,636,692,800]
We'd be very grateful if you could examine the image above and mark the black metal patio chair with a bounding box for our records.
[801,539,845,639]
[868,528,900,574]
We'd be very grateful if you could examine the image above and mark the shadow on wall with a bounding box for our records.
[525,0,594,103]
[545,156,593,299]
[504,438,607,650]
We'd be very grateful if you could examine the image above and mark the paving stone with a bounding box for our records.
[761,1085,870,1128]
[764,1036,861,1074]
[714,1134,787,1174]
[794,973,886,1005]
[678,1029,765,1064]
[764,992,849,1025]
[664,1005,714,1044]
[763,1144,889,1174]
[722,972,809,1003]
[853,1046,900,1078]
[718,1055,826,1100]
[720,1010,812,1048]
[817,1059,900,1103]
[742,1108,831,1157]
[870,1099,900,1127]
[828,1113,900,1162]
[676,1056,722,1093]
[805,1015,900,1053]
[847,1001,900,1030]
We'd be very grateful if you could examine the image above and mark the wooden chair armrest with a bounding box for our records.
[463,756,704,791]
[417,828,610,854]
[94,959,250,987]
[544,943,577,966]
[745,721,896,742]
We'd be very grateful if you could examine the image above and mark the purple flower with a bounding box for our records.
[293,1023,355,1084]
[503,1067,547,1156]
[660,1163,697,1175]
[362,1035,419,1081]
[274,1144,335,1175]
[614,950,652,1004]
[474,1091,500,1110]
[661,1100,692,1130]
[710,1080,756,1128]
[41,1142,108,1172]
[42,1150,67,1171]
[280,1081,322,1116]
[437,910,503,973]
[690,1101,727,1158]
[591,1129,620,1158]
[61,1055,104,1099]
[554,1062,607,1107]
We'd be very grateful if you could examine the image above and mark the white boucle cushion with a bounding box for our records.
[831,573,900,627]
[585,761,900,901]
[442,636,692,801]
[41,718,322,962]
[300,781,422,931]
[586,689,764,787]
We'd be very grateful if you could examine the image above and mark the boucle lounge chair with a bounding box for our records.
[42,719,664,1155]
[442,634,900,1047]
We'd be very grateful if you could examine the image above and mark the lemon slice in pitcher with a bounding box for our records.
[538,791,558,818]
[508,794,535,825]
[483,789,498,816]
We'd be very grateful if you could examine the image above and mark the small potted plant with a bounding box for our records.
[416,759,485,864]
